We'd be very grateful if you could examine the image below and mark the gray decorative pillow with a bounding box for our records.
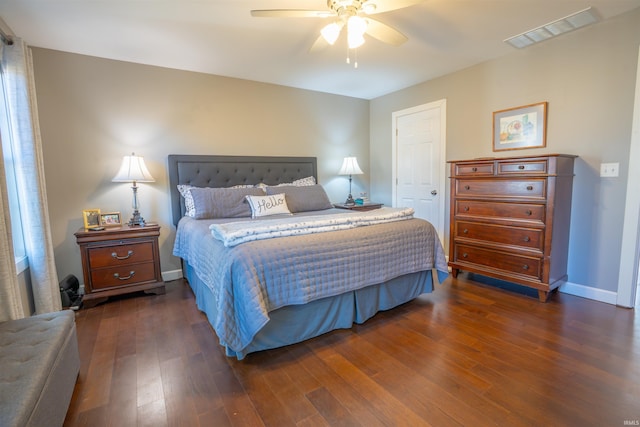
[190,187,266,219]
[265,184,333,213]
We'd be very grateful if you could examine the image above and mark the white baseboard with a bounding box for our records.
[162,269,183,282]
[559,281,618,305]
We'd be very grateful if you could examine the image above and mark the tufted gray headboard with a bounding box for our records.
[168,155,318,226]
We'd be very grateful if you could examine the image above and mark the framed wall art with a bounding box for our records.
[99,212,122,227]
[493,102,547,152]
[82,209,101,229]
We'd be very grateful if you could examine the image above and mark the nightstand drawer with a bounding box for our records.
[90,261,158,290]
[88,242,154,268]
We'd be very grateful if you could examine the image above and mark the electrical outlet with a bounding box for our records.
[600,162,619,177]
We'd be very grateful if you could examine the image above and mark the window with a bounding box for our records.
[0,67,28,273]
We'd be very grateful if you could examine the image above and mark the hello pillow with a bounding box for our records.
[245,193,292,218]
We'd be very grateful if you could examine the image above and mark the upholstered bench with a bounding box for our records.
[0,310,80,427]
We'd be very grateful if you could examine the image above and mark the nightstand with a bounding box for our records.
[333,202,383,211]
[74,224,165,308]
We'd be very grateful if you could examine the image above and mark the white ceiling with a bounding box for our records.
[1,0,639,99]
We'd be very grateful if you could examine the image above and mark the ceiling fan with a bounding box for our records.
[251,0,425,58]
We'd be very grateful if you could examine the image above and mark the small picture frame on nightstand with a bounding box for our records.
[82,209,101,229]
[99,212,122,227]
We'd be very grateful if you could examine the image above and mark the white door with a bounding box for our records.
[392,100,446,244]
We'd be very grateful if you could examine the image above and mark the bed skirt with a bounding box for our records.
[184,261,445,359]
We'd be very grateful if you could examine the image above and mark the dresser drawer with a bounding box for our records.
[497,159,547,175]
[453,244,541,279]
[454,162,494,176]
[454,221,543,251]
[454,200,545,223]
[88,242,154,268]
[455,179,546,199]
[90,261,158,290]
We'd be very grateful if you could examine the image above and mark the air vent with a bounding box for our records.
[505,7,598,49]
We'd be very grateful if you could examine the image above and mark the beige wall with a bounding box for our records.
[31,50,370,284]
[370,8,640,294]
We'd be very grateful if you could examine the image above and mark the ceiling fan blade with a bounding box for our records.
[309,34,330,53]
[251,9,333,18]
[364,18,407,46]
[364,0,426,15]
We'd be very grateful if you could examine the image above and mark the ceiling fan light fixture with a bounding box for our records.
[347,15,367,48]
[362,2,376,14]
[348,32,365,49]
[347,15,367,36]
[321,21,343,45]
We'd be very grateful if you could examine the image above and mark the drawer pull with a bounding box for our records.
[463,229,468,234]
[526,185,534,191]
[114,271,135,280]
[463,206,470,212]
[522,265,529,270]
[524,236,531,242]
[464,185,470,190]
[462,253,468,258]
[518,165,525,170]
[525,210,532,216]
[472,167,477,172]
[112,250,134,260]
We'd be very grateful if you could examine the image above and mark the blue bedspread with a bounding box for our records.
[173,210,448,354]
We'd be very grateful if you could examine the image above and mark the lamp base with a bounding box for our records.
[127,210,146,227]
[344,194,356,205]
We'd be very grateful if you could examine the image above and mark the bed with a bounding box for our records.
[169,154,448,359]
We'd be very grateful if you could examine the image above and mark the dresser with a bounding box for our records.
[447,154,576,302]
[74,224,165,308]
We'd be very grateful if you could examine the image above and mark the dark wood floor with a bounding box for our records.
[63,275,640,427]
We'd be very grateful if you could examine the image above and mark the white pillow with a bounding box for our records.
[292,176,316,186]
[245,193,292,218]
[177,184,196,217]
[273,176,317,187]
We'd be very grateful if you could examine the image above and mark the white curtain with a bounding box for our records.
[0,38,61,317]
[0,126,24,321]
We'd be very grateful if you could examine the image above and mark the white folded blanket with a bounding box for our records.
[210,207,414,247]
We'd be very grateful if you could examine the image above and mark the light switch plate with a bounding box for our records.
[600,162,619,177]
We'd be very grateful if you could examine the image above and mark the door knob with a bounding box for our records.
[431,190,437,196]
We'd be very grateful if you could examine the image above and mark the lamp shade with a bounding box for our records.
[338,157,364,176]
[112,153,155,183]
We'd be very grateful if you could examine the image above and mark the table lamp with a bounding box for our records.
[338,156,363,205]
[112,153,155,226]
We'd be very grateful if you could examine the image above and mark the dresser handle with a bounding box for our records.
[526,185,534,191]
[463,206,470,212]
[522,265,529,270]
[464,185,470,190]
[472,167,477,172]
[518,165,525,170]
[463,229,468,234]
[525,210,532,216]
[524,236,531,242]
[112,250,134,260]
[114,271,135,280]
[462,253,468,258]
